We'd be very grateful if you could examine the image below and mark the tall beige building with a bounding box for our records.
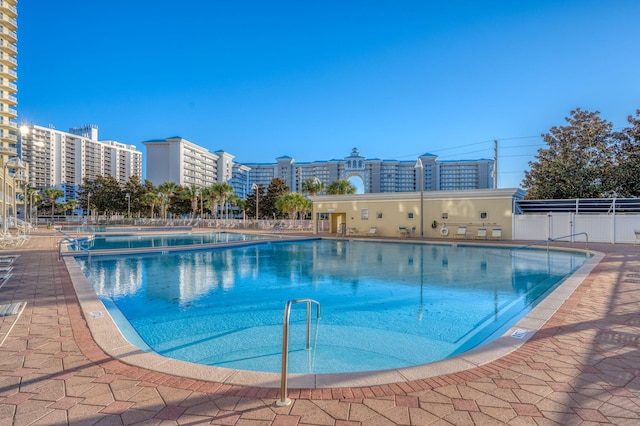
[20,124,143,202]
[0,1,20,228]
[0,0,17,163]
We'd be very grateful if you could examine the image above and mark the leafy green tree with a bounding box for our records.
[262,178,290,219]
[327,179,357,195]
[168,185,191,217]
[613,110,640,197]
[245,184,264,220]
[301,177,325,196]
[123,176,147,217]
[93,175,126,217]
[522,109,616,199]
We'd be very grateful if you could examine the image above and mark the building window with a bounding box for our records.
[361,208,369,220]
[408,212,414,219]
[480,211,488,220]
[376,212,383,219]
[442,212,449,220]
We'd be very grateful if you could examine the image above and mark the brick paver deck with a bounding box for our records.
[1,231,639,425]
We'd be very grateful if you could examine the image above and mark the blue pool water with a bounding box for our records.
[76,240,589,374]
[77,232,272,250]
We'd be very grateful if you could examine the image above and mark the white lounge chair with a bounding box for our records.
[454,226,467,239]
[349,227,363,236]
[398,227,410,238]
[490,228,502,240]
[368,227,377,236]
[475,228,487,240]
[635,229,640,245]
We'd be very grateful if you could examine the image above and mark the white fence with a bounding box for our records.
[513,213,640,244]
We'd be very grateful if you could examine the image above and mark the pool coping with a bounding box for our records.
[65,243,604,389]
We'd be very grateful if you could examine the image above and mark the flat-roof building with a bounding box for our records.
[19,124,142,201]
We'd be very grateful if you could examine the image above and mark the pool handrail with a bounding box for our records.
[515,232,589,251]
[278,298,321,407]
[58,236,92,265]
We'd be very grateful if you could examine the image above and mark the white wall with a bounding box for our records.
[514,213,640,244]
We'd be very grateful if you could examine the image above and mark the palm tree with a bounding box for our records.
[43,187,64,218]
[215,182,234,219]
[276,192,311,221]
[182,184,201,218]
[206,183,222,220]
[141,191,160,218]
[327,179,356,195]
[158,181,177,219]
[301,177,325,196]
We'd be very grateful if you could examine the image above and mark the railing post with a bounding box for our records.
[277,298,320,407]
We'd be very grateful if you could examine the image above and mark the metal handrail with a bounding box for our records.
[277,298,321,407]
[516,232,589,251]
[58,237,91,265]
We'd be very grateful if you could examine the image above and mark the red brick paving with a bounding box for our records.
[1,231,639,424]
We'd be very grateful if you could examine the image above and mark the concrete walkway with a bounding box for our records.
[0,231,639,425]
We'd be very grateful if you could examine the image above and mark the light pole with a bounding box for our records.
[12,169,27,227]
[252,183,259,227]
[158,192,166,220]
[3,157,26,234]
[195,189,202,217]
[414,158,424,238]
[125,193,131,218]
[87,192,91,223]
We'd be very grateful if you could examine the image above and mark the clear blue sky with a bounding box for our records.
[18,1,640,188]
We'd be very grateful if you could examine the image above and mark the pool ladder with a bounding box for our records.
[277,298,321,407]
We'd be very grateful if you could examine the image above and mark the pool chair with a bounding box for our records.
[490,228,502,240]
[635,229,640,245]
[454,225,467,239]
[398,227,410,238]
[348,227,363,236]
[368,227,377,236]
[0,273,12,289]
[475,227,487,240]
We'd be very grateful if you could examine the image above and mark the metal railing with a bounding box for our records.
[516,232,589,251]
[57,229,92,265]
[277,298,321,407]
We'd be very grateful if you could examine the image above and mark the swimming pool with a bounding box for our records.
[74,232,274,251]
[76,239,590,374]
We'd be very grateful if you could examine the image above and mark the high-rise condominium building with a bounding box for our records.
[145,136,495,196]
[245,148,494,193]
[0,0,17,164]
[143,137,252,197]
[19,124,143,201]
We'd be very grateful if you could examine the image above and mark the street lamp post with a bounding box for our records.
[87,192,91,224]
[414,158,424,238]
[3,157,26,234]
[158,192,166,220]
[252,183,259,228]
[195,189,203,227]
[125,193,131,218]
[12,169,27,228]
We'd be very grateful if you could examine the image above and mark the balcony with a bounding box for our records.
[0,4,17,19]
[0,28,16,43]
[0,143,16,155]
[2,15,17,30]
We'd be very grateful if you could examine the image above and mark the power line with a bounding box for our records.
[394,135,543,159]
